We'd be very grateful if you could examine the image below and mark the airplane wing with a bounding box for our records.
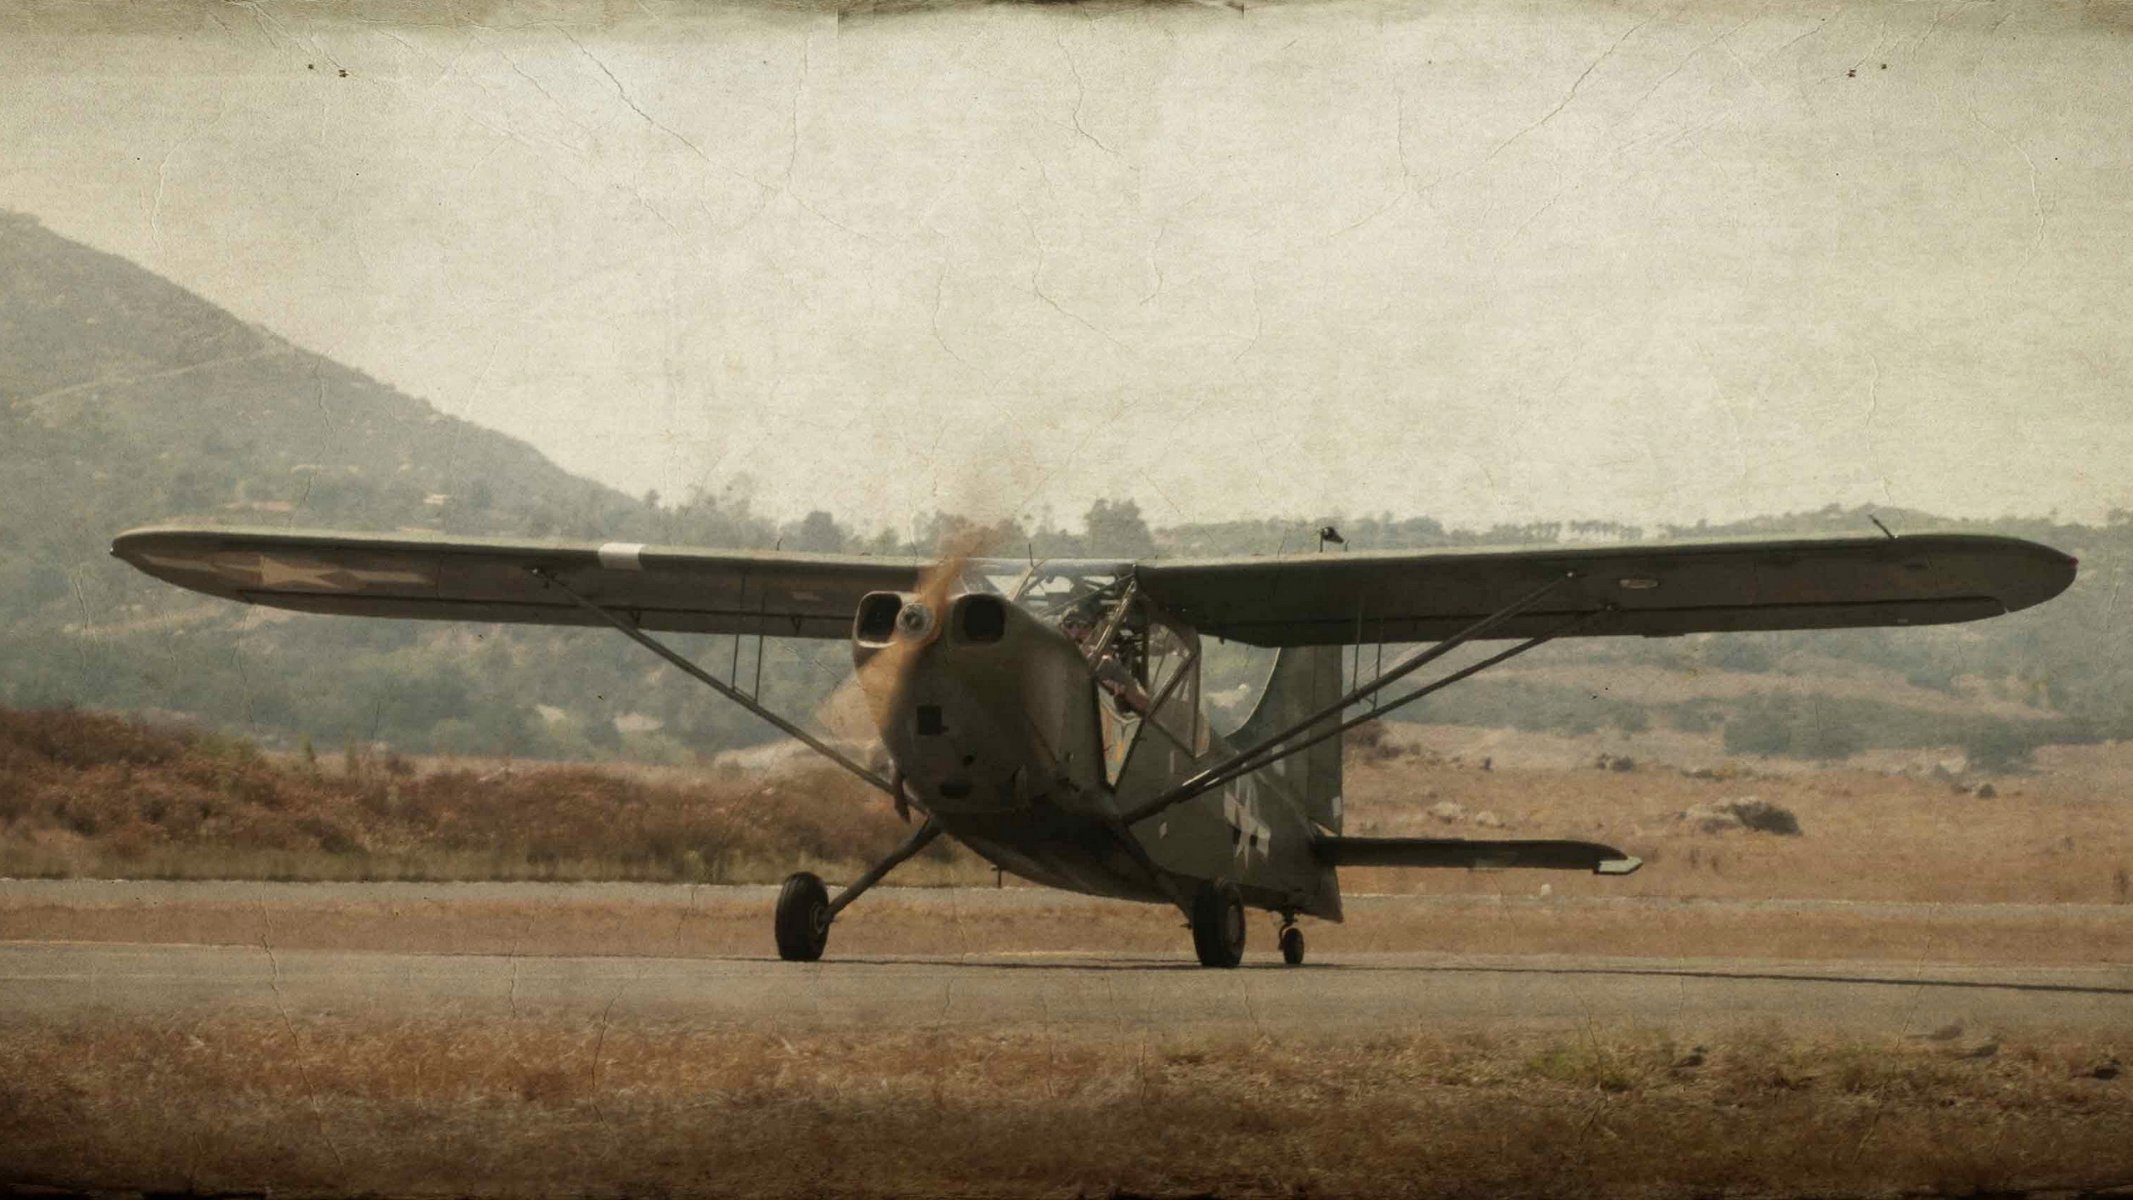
[111,525,924,639]
[1135,533,2077,647]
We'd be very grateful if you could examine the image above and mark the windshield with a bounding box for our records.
[966,558,1134,625]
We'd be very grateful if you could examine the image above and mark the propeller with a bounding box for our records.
[856,524,989,729]
[816,525,992,818]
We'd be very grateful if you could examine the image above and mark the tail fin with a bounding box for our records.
[1234,645,1344,833]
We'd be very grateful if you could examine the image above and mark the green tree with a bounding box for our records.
[787,510,845,553]
[1083,499,1156,557]
[1962,722,2045,772]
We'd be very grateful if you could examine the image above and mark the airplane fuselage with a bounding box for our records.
[857,588,1342,920]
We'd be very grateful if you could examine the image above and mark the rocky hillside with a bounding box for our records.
[0,211,803,757]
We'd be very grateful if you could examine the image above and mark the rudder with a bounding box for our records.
[1233,645,1344,833]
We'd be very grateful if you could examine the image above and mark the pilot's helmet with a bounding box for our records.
[1061,610,1094,639]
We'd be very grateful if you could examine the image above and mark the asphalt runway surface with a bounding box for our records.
[6,880,2131,1037]
[12,876,2133,919]
[5,940,2130,1038]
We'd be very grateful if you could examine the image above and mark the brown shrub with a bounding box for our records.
[1679,796,1803,836]
[1345,719,1405,764]
[0,706,934,882]
[0,706,190,770]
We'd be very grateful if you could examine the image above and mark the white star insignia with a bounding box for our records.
[254,555,343,590]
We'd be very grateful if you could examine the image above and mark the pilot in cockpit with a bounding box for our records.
[1061,606,1152,716]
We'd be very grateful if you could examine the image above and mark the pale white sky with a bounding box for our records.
[4,0,2129,535]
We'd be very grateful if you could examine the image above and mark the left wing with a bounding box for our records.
[111,525,923,638]
[1136,533,2076,647]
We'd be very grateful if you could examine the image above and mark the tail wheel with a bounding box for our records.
[1189,879,1247,969]
[1279,923,1305,966]
[774,871,831,962]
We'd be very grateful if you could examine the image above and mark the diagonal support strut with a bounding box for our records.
[527,567,897,797]
[1121,602,1615,826]
[1121,574,1578,825]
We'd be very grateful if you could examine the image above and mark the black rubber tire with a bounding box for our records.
[1279,924,1305,966]
[774,871,831,962]
[1190,879,1247,969]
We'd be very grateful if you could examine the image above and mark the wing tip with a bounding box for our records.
[111,523,235,559]
[110,525,163,556]
[1998,537,2081,613]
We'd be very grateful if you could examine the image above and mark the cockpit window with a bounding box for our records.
[1036,578,1205,784]
[971,558,1133,626]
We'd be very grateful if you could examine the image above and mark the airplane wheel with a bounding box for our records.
[1279,924,1305,966]
[1190,879,1246,969]
[774,871,830,962]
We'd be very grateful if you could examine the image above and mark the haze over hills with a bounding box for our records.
[2,210,2127,766]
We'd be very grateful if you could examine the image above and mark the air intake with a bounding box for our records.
[855,592,902,645]
[956,594,1007,643]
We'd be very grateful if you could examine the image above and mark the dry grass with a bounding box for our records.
[1341,734,2133,904]
[0,707,982,885]
[9,706,2133,909]
[3,1012,2128,1198]
[5,892,2129,966]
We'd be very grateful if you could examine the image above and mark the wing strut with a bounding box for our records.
[528,568,898,797]
[1120,574,1577,825]
[1121,596,1616,826]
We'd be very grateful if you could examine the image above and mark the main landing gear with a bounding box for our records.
[1189,879,1247,968]
[1185,882,1307,968]
[773,872,832,961]
[775,818,941,962]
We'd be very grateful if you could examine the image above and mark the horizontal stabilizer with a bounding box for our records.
[1315,836,1642,876]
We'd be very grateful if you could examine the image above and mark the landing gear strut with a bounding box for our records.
[774,818,942,962]
[1278,915,1305,966]
[1189,879,1246,969]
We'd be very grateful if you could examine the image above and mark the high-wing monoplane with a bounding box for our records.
[113,524,2075,966]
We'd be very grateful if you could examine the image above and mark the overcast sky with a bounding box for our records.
[4,0,2129,536]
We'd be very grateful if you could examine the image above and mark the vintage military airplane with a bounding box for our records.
[112,524,2075,966]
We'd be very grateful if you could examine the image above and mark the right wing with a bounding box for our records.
[1137,533,2078,646]
[111,525,924,639]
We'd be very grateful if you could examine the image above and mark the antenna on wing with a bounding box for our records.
[1869,514,1896,541]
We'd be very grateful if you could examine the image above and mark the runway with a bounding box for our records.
[5,940,2129,1038]
[6,880,2130,1038]
[10,876,2133,919]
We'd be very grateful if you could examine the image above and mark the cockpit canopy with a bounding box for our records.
[963,558,1135,628]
